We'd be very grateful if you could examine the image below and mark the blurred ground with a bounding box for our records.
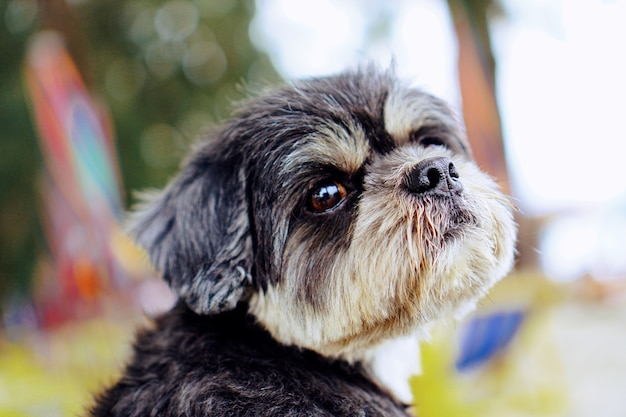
[551,296,626,417]
[1,273,625,417]
[0,316,137,416]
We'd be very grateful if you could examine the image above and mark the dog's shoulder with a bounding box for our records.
[89,302,411,417]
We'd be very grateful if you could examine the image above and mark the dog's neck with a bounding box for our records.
[243,300,420,404]
[173,300,414,404]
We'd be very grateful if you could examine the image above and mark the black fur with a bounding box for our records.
[128,149,253,314]
[90,302,410,416]
[90,67,468,415]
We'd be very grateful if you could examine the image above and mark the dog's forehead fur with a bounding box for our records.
[222,68,469,168]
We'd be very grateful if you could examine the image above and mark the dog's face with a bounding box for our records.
[130,68,517,360]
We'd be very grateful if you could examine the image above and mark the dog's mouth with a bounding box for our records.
[443,204,477,241]
[410,194,478,245]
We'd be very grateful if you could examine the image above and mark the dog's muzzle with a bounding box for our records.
[404,156,463,196]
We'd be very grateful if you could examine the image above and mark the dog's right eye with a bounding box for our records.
[306,180,348,213]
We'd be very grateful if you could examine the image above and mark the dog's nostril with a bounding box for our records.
[449,162,459,179]
[405,157,463,195]
[425,167,442,189]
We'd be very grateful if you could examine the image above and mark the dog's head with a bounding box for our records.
[130,67,517,359]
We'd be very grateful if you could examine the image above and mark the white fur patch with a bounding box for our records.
[369,333,423,403]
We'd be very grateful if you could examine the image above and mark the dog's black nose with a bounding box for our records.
[405,157,462,195]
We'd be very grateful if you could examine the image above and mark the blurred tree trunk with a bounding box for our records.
[446,0,538,270]
[445,0,507,192]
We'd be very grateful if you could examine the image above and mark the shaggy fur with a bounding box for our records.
[93,302,407,416]
[90,67,517,416]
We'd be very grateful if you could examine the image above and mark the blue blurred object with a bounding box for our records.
[455,310,525,371]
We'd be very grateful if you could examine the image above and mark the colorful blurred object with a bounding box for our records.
[23,31,131,326]
[25,31,123,219]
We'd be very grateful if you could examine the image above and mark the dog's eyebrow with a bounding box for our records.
[408,124,470,156]
[279,121,370,177]
[383,88,467,152]
[353,103,396,156]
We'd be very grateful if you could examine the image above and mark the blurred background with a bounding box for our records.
[1,0,625,416]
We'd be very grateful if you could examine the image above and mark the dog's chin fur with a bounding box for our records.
[91,67,517,416]
[249,146,516,361]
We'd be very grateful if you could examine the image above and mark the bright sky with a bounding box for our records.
[252,0,626,216]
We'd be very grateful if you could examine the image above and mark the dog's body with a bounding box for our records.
[92,302,408,416]
[90,67,516,416]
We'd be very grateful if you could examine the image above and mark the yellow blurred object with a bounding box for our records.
[109,225,153,279]
[411,273,569,417]
[0,317,135,416]
[410,329,476,417]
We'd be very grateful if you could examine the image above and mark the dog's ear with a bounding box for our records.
[128,148,253,315]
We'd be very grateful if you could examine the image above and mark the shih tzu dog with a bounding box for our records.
[90,67,516,416]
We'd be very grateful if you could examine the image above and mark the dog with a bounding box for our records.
[90,67,517,416]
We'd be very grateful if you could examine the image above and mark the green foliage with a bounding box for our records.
[67,0,280,195]
[0,0,42,298]
[0,0,279,299]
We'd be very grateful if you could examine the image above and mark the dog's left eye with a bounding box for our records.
[307,180,348,213]
[419,136,447,148]
[410,128,449,149]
